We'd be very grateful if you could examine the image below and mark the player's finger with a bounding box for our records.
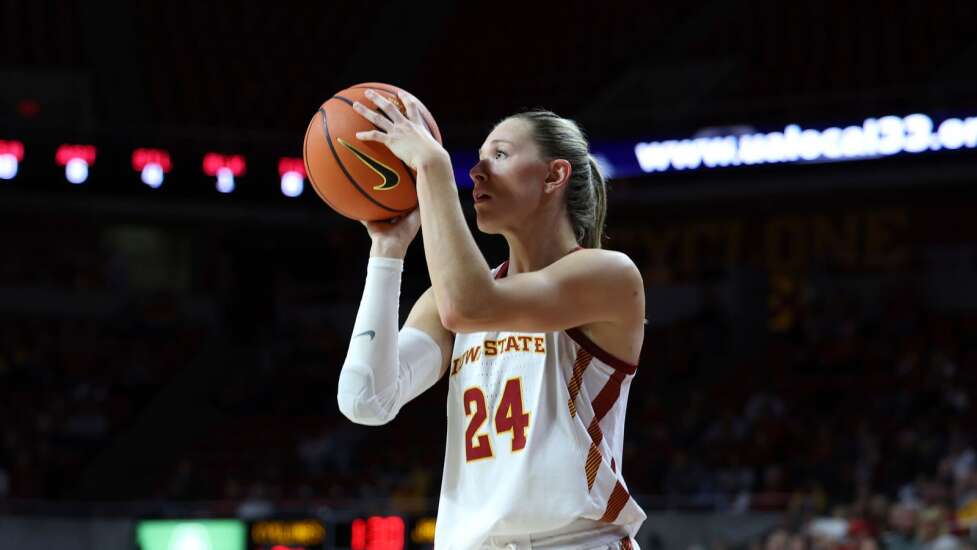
[366,90,407,124]
[352,101,393,131]
[398,91,423,125]
[355,130,388,143]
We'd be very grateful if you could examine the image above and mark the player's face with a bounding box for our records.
[469,118,549,234]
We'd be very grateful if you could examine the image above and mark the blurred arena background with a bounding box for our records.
[2,1,977,548]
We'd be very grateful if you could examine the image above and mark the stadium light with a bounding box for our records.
[0,140,24,180]
[278,158,305,197]
[203,153,245,194]
[132,148,172,189]
[55,144,96,184]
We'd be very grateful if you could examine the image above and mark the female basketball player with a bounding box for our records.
[337,89,646,549]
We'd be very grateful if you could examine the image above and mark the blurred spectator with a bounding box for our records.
[917,507,960,550]
[764,527,790,550]
[882,504,921,550]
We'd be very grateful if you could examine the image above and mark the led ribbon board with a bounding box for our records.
[4,111,974,192]
[630,113,977,174]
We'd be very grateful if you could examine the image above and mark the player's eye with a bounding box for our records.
[494,150,508,159]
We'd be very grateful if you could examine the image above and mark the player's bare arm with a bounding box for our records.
[403,286,453,378]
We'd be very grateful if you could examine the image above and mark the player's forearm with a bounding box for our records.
[416,153,493,327]
[338,257,404,425]
[338,258,445,426]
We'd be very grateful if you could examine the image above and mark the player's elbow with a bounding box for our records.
[439,306,480,334]
[438,306,464,333]
[337,392,396,426]
[438,295,490,333]
[336,364,397,426]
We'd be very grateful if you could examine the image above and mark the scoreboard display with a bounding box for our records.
[250,519,327,550]
[135,516,435,550]
[136,520,247,550]
[333,516,435,550]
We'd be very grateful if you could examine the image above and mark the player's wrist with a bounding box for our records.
[370,240,408,260]
[415,149,451,176]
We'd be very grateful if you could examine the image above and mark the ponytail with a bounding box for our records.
[585,155,608,249]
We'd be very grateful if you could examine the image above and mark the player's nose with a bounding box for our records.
[469,160,488,185]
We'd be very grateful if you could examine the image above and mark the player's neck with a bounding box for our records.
[503,215,579,276]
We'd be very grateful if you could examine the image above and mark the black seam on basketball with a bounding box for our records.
[333,95,417,188]
[320,106,407,214]
[304,120,346,214]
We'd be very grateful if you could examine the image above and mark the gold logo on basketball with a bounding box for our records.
[337,137,400,191]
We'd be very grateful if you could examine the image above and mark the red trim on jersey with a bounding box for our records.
[585,442,601,491]
[566,347,593,418]
[586,418,604,446]
[620,536,634,550]
[599,481,631,523]
[591,370,626,422]
[584,369,628,493]
[565,328,637,376]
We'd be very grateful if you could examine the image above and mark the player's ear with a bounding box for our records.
[543,159,571,194]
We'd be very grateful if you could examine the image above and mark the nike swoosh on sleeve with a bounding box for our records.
[354,330,376,341]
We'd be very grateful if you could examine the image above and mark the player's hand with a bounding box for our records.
[363,208,421,259]
[352,90,448,171]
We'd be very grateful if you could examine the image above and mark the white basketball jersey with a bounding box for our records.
[434,261,646,549]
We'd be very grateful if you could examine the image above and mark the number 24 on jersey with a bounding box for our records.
[463,377,530,462]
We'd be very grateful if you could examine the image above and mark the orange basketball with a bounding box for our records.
[303,82,442,221]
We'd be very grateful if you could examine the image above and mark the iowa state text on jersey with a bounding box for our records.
[450,334,546,376]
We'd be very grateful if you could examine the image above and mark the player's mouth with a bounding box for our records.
[473,191,492,204]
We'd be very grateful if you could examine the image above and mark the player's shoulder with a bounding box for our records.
[569,247,637,266]
[557,248,643,284]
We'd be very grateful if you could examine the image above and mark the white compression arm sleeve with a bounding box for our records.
[337,257,445,426]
